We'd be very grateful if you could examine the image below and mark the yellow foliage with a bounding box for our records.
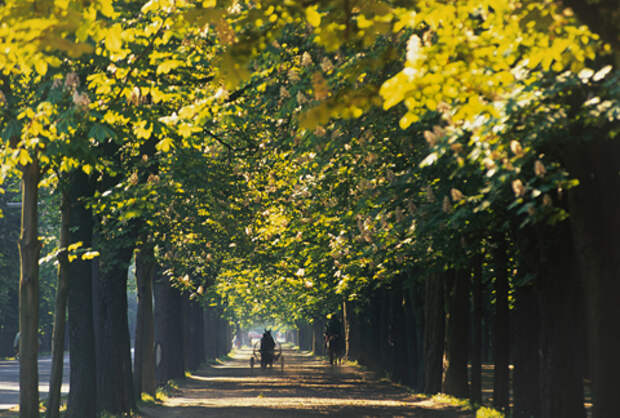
[380,0,601,133]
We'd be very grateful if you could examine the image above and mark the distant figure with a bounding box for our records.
[260,329,275,353]
[259,329,277,368]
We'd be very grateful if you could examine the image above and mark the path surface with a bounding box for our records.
[0,354,69,410]
[140,348,473,417]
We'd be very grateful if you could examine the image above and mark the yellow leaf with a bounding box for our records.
[105,24,123,53]
[98,1,116,18]
[81,250,100,260]
[82,164,93,175]
[34,59,48,76]
[203,0,216,7]
[156,60,183,75]
[306,6,321,27]
[141,0,158,14]
[18,149,32,166]
[133,120,153,139]
[178,123,198,138]
[156,137,174,152]
[68,242,83,252]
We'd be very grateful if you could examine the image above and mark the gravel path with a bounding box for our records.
[139,347,473,417]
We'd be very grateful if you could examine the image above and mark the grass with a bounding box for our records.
[429,393,504,417]
[431,393,473,409]
[137,378,180,408]
[475,406,505,418]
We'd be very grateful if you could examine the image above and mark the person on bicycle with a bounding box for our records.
[260,329,275,353]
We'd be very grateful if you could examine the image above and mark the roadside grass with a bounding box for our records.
[137,378,180,408]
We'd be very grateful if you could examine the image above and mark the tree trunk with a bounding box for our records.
[537,222,585,418]
[390,279,409,386]
[404,284,422,390]
[378,287,390,372]
[154,275,185,383]
[491,232,510,412]
[312,318,325,356]
[512,284,540,418]
[183,297,205,371]
[562,138,620,418]
[133,243,156,398]
[342,300,351,359]
[297,321,312,351]
[66,171,97,418]
[18,159,40,418]
[92,239,135,414]
[470,253,483,405]
[443,269,470,398]
[423,272,445,394]
[47,192,70,418]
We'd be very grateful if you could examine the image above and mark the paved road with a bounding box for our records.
[0,354,69,410]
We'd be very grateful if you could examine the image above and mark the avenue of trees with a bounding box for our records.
[0,1,618,417]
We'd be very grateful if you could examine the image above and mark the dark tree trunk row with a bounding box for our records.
[65,171,97,418]
[312,317,325,356]
[47,192,70,418]
[561,138,620,418]
[443,269,470,398]
[183,297,205,370]
[18,159,40,418]
[470,253,483,405]
[491,232,510,412]
[423,272,445,394]
[154,275,185,384]
[92,235,136,415]
[133,243,156,398]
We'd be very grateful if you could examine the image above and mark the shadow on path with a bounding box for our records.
[140,348,473,417]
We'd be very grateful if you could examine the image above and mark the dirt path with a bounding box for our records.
[139,347,473,417]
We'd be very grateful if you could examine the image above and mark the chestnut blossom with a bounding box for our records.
[534,160,546,177]
[72,90,91,111]
[64,72,80,92]
[301,51,313,66]
[320,57,334,73]
[511,179,525,197]
[450,188,464,202]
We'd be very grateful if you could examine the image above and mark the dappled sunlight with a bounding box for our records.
[140,348,472,418]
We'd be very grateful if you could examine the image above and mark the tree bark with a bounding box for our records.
[92,238,135,415]
[423,272,445,394]
[404,283,422,391]
[561,138,620,418]
[342,300,351,360]
[18,159,40,418]
[66,171,97,418]
[443,269,470,398]
[470,253,483,405]
[183,297,205,370]
[154,275,185,383]
[537,222,585,418]
[312,317,325,356]
[512,284,540,418]
[47,192,70,418]
[491,232,510,412]
[133,243,156,398]
[390,279,410,386]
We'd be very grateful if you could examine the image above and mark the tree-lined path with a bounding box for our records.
[1,1,618,417]
[140,347,472,418]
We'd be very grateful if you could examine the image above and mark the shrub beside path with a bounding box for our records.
[138,347,474,417]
